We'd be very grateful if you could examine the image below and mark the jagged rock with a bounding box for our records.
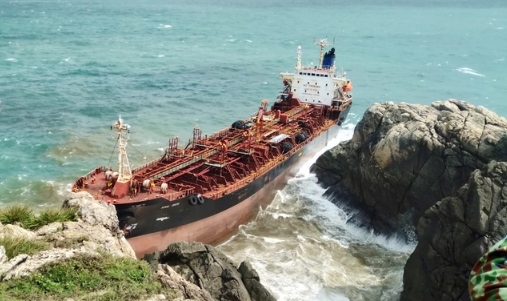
[313,99,507,237]
[36,221,135,258]
[63,191,120,233]
[156,264,214,301]
[401,161,507,301]
[144,241,276,301]
[54,192,135,258]
[312,99,507,301]
[0,248,98,281]
[0,223,36,240]
[238,261,276,301]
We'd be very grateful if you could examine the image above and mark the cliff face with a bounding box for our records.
[313,100,507,237]
[312,99,507,300]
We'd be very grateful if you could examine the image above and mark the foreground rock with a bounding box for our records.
[1,192,274,301]
[144,241,276,301]
[312,100,507,300]
[401,161,507,301]
[0,192,135,280]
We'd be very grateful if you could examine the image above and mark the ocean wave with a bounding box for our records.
[456,67,485,77]
[5,58,17,62]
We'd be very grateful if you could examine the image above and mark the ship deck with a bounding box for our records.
[73,96,352,205]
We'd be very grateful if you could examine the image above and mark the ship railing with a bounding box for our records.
[216,155,286,198]
[210,128,231,139]
[133,158,162,173]
[145,148,219,180]
[80,165,106,181]
[166,190,188,202]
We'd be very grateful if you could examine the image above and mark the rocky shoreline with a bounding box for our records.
[312,99,507,301]
[0,191,275,301]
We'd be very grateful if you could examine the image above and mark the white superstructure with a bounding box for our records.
[280,38,352,107]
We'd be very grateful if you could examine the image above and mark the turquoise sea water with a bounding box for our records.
[1,0,506,300]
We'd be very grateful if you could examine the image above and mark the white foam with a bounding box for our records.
[263,237,286,244]
[292,174,416,254]
[5,58,17,62]
[294,122,355,178]
[269,212,293,219]
[158,24,172,28]
[456,67,485,77]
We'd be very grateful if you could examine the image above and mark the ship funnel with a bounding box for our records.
[322,47,336,69]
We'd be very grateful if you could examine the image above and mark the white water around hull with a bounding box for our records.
[218,122,414,301]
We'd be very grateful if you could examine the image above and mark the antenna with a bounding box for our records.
[314,38,330,69]
[295,46,302,70]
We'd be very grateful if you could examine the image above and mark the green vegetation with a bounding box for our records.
[0,205,176,301]
[0,205,77,230]
[0,254,176,301]
[0,236,50,258]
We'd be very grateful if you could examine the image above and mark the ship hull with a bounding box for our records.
[117,110,349,258]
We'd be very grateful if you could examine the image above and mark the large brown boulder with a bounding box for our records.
[313,99,507,238]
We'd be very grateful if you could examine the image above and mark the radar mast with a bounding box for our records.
[315,38,330,69]
[113,116,132,182]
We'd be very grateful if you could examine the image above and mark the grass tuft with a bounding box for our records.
[0,236,50,258]
[0,205,33,227]
[0,205,78,230]
[26,207,78,230]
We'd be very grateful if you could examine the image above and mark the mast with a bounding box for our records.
[295,46,302,70]
[112,116,132,182]
[315,38,329,69]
